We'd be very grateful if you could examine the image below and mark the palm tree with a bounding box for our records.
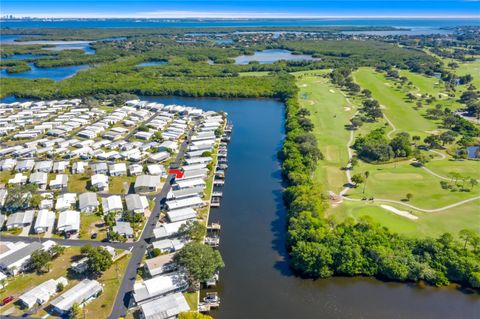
[363,171,370,194]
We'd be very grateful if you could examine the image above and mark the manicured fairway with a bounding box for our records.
[456,59,480,88]
[348,159,480,208]
[295,71,354,193]
[330,199,480,238]
[353,67,437,137]
[297,69,480,238]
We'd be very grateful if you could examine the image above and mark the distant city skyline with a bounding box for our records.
[2,0,479,19]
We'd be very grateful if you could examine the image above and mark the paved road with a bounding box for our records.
[108,124,194,319]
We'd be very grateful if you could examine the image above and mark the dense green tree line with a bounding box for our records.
[280,73,480,290]
[289,215,480,288]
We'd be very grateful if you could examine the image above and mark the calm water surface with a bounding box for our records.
[0,63,89,81]
[235,49,318,64]
[2,18,479,30]
[142,96,480,319]
[136,61,168,67]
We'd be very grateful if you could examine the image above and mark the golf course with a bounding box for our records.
[296,67,480,238]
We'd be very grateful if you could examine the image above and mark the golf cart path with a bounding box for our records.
[342,195,480,213]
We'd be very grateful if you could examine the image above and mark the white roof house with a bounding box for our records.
[165,207,198,222]
[50,279,102,315]
[152,238,187,254]
[158,141,178,152]
[19,277,68,309]
[125,194,149,214]
[109,163,127,176]
[8,173,28,185]
[102,195,123,214]
[0,158,17,171]
[128,164,143,176]
[71,161,87,174]
[91,173,109,191]
[57,210,80,234]
[33,210,55,233]
[148,152,170,163]
[78,192,98,213]
[134,175,161,193]
[174,178,206,190]
[55,193,77,211]
[49,174,68,189]
[153,220,191,240]
[147,164,166,176]
[29,172,48,188]
[0,240,55,275]
[133,271,188,304]
[165,197,204,212]
[6,210,35,230]
[140,292,190,319]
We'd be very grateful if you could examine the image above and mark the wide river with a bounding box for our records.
[141,96,479,319]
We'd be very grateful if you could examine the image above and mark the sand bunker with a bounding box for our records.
[329,89,335,93]
[381,205,419,220]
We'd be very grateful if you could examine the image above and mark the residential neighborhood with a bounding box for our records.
[0,98,230,318]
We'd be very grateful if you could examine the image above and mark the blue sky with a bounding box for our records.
[2,0,479,18]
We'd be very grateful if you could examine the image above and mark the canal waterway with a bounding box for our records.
[141,96,479,319]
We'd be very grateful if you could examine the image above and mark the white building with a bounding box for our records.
[50,279,102,315]
[139,292,190,319]
[57,210,80,234]
[33,210,55,233]
[19,277,68,309]
[133,271,188,304]
[102,195,123,214]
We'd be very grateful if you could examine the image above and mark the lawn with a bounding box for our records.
[295,69,480,239]
[238,71,271,77]
[456,59,480,88]
[330,199,480,238]
[183,291,198,311]
[82,253,130,319]
[79,213,107,240]
[295,71,354,193]
[0,171,13,184]
[353,67,438,137]
[109,175,135,194]
[0,247,81,316]
[348,158,480,208]
[67,173,90,193]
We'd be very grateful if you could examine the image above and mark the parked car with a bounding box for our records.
[1,296,14,306]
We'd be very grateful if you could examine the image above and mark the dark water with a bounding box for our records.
[140,96,480,319]
[235,49,318,64]
[136,61,168,67]
[467,146,480,159]
[0,62,89,81]
[2,18,479,31]
[1,53,46,60]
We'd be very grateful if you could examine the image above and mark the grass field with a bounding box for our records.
[353,67,438,137]
[456,59,480,88]
[79,213,107,240]
[0,247,81,316]
[348,159,480,208]
[295,69,480,239]
[109,175,135,194]
[67,173,90,193]
[295,71,354,193]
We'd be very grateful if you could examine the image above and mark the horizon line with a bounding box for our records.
[2,12,480,20]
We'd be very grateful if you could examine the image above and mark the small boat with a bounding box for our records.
[203,292,221,304]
